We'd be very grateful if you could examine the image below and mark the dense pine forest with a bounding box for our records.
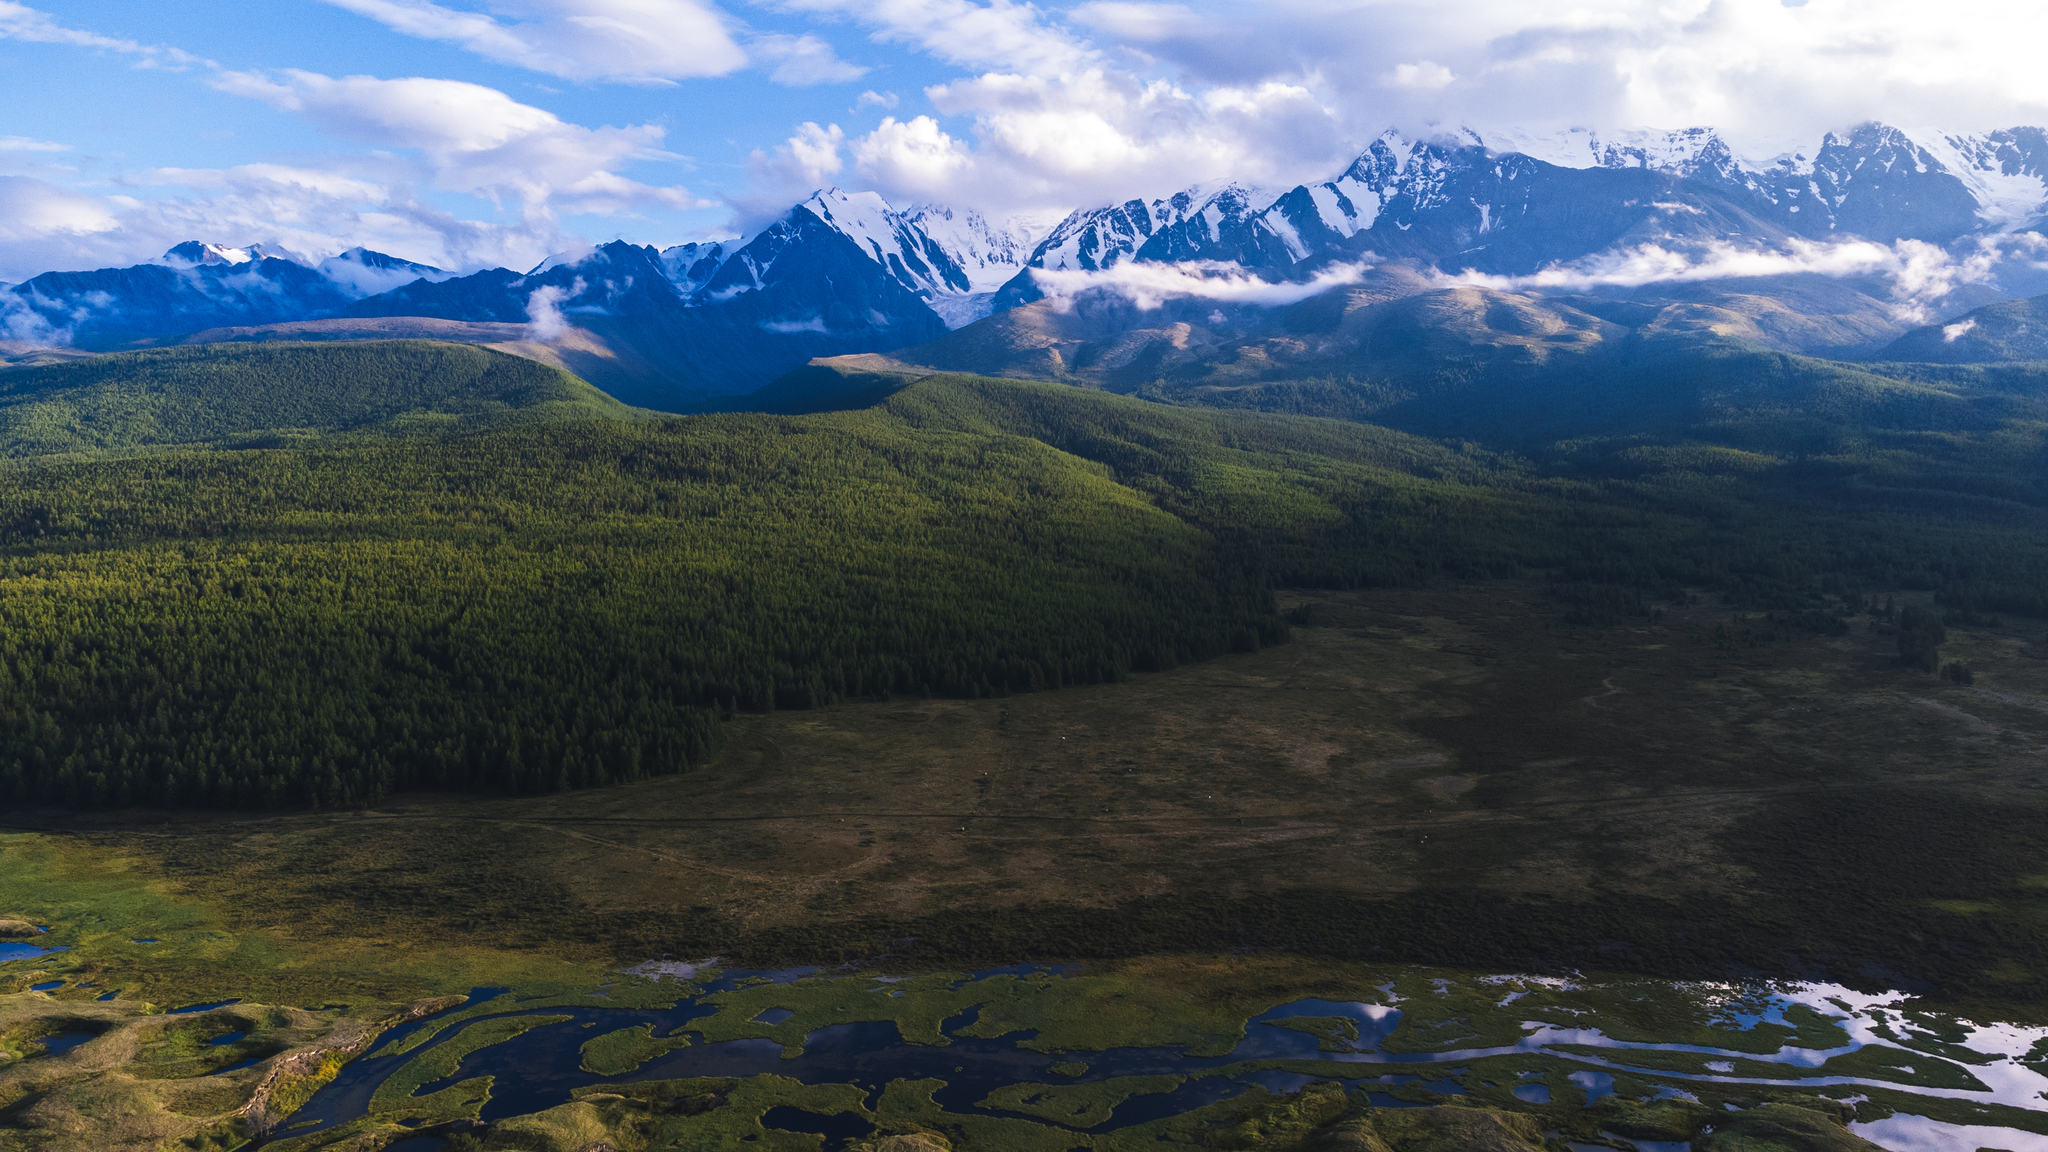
[0,340,635,456]
[0,349,2044,811]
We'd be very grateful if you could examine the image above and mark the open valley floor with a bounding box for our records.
[6,582,2047,1151]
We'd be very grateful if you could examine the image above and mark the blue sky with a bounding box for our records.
[2,0,2043,281]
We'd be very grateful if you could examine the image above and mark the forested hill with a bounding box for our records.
[0,370,2044,811]
[0,340,639,459]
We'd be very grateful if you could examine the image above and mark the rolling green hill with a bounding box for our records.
[0,340,640,458]
[0,366,2044,812]
[845,282,2048,483]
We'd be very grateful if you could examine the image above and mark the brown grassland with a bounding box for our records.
[8,580,2045,1019]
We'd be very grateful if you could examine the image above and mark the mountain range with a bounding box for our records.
[6,121,2048,408]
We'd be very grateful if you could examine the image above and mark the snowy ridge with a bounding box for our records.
[799,188,970,298]
[1484,125,1743,181]
[161,241,294,268]
[1026,181,1249,273]
[1914,128,2048,230]
[900,203,1046,293]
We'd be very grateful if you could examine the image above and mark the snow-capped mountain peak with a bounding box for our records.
[1487,125,1746,182]
[162,241,302,268]
[1912,128,2048,230]
[800,187,974,298]
[658,240,734,296]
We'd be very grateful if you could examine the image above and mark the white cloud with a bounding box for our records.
[723,0,2048,236]
[320,0,745,83]
[775,0,1095,75]
[213,69,709,220]
[525,279,583,339]
[0,1,210,69]
[1942,318,1976,342]
[1382,61,1454,90]
[752,32,867,85]
[0,175,119,243]
[1031,257,1375,309]
[1069,2,1196,42]
[750,2,1348,221]
[1441,234,2048,323]
[1038,0,2048,164]
[0,136,70,153]
[853,116,971,192]
[736,120,849,224]
[784,121,848,184]
[855,89,900,110]
[0,167,583,284]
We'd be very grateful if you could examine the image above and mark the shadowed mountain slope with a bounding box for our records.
[0,340,638,458]
[1879,293,2048,362]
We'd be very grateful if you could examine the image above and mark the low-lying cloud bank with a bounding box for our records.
[1024,235,2048,325]
[1442,235,2048,323]
[1028,259,1377,310]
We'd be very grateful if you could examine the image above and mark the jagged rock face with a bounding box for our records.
[698,209,948,341]
[1325,136,1779,273]
[344,222,951,405]
[1001,121,2048,300]
[793,189,974,297]
[1025,185,1236,274]
[1740,124,1987,242]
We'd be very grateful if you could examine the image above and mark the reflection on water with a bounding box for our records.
[33,1031,97,1057]
[287,969,2048,1152]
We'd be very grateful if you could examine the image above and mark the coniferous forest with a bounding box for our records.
[0,342,2043,812]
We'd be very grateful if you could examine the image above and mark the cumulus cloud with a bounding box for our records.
[0,0,210,69]
[853,116,972,193]
[320,0,745,83]
[829,65,1341,221]
[1034,0,2048,163]
[755,120,847,190]
[1443,234,2048,323]
[748,0,2048,228]
[0,5,722,280]
[756,2,1351,220]
[855,89,900,110]
[1031,257,1376,309]
[0,175,119,243]
[213,69,709,220]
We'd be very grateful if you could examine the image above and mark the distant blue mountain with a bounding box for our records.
[7,119,2046,407]
[5,245,362,350]
[342,206,950,404]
